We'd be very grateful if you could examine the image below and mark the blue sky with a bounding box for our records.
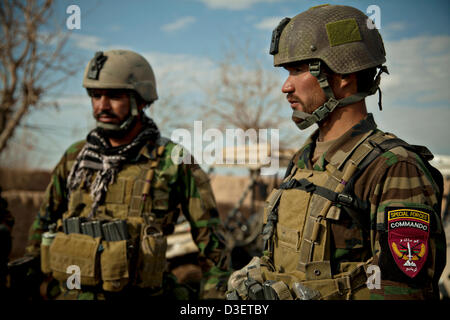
[3,0,449,170]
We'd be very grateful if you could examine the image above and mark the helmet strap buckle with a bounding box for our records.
[309,61,321,78]
[312,98,339,123]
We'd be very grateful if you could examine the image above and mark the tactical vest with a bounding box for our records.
[44,137,180,292]
[258,130,443,300]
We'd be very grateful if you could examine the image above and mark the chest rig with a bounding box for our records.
[47,138,179,292]
[65,137,172,224]
[260,130,441,299]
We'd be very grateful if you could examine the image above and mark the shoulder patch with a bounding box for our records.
[386,207,430,278]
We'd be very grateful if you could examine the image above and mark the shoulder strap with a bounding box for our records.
[382,139,443,216]
[342,136,443,229]
[283,149,303,179]
[140,138,169,218]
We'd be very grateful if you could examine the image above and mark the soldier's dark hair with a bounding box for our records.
[355,67,377,93]
[326,65,377,94]
[135,94,152,109]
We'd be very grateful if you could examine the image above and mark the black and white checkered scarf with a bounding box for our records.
[67,116,160,217]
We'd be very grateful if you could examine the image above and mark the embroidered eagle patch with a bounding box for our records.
[386,208,430,278]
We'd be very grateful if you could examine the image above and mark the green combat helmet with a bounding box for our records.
[82,49,158,134]
[270,4,388,130]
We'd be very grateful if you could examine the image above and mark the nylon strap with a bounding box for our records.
[271,281,294,300]
[132,139,167,218]
[279,178,354,207]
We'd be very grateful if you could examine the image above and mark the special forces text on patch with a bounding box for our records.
[386,208,430,278]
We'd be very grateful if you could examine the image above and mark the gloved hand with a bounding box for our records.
[226,256,295,300]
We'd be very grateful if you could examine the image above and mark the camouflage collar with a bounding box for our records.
[134,142,158,161]
[294,131,318,170]
[295,113,378,170]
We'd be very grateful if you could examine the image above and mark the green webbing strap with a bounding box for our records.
[316,69,335,100]
[337,92,369,107]
[193,217,221,228]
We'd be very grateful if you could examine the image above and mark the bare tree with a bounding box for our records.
[147,69,191,137]
[201,39,299,149]
[0,0,77,154]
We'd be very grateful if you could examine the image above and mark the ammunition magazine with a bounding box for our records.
[244,278,265,300]
[262,280,279,300]
[62,218,128,241]
[226,290,241,300]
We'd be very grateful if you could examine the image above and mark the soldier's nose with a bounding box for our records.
[97,95,111,110]
[282,78,294,93]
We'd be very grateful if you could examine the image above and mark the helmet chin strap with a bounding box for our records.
[96,94,139,136]
[292,61,388,130]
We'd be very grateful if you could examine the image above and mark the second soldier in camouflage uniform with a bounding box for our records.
[227,4,446,300]
[25,49,230,300]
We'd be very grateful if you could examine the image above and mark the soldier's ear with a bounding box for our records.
[338,73,358,93]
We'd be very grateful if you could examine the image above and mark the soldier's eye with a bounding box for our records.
[291,67,306,75]
[108,92,126,100]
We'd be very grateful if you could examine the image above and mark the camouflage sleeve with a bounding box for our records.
[25,141,85,257]
[170,146,231,298]
[364,148,446,300]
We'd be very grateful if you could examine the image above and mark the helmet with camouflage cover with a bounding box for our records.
[270,4,388,130]
[82,49,158,134]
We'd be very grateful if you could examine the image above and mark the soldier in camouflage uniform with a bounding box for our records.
[25,49,230,300]
[227,4,446,300]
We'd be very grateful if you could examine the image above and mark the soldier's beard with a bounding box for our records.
[289,92,326,117]
[94,110,137,139]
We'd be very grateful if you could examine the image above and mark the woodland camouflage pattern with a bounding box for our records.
[26,137,230,299]
[290,114,446,299]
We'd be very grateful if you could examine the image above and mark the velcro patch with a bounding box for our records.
[386,208,430,278]
[326,18,362,47]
